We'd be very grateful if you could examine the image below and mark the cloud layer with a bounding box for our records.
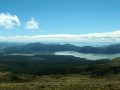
[25,18,39,30]
[0,13,120,42]
[0,13,21,29]
[1,30,120,42]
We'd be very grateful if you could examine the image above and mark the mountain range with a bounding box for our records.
[1,42,120,54]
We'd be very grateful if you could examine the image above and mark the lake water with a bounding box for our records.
[54,51,120,60]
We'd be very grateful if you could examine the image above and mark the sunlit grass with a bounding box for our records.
[0,74,119,90]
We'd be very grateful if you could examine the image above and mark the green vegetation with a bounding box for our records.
[0,55,109,75]
[0,54,119,89]
[0,42,120,90]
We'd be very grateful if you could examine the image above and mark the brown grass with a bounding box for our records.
[0,74,119,90]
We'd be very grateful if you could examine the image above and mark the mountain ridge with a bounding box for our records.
[2,42,120,54]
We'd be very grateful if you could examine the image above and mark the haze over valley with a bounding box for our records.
[0,0,120,90]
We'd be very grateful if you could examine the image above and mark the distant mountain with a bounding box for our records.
[74,43,120,54]
[3,42,80,54]
[3,42,120,54]
[0,42,27,49]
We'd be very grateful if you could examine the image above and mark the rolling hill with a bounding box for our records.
[107,57,120,66]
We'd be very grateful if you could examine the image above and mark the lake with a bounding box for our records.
[54,51,120,60]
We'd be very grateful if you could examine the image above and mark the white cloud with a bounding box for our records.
[1,30,120,42]
[0,13,21,29]
[25,18,39,30]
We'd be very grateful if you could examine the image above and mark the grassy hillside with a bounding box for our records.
[0,54,119,90]
[107,57,120,66]
[87,58,120,78]
[0,75,119,90]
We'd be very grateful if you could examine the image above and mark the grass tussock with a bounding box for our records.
[0,75,119,90]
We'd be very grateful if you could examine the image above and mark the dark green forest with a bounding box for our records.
[0,55,119,78]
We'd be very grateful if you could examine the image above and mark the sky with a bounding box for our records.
[0,0,120,42]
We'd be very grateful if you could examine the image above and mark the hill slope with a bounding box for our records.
[107,57,120,66]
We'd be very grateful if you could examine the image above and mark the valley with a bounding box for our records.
[0,42,120,90]
[1,0,120,89]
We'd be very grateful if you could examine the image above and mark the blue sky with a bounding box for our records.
[0,0,120,42]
